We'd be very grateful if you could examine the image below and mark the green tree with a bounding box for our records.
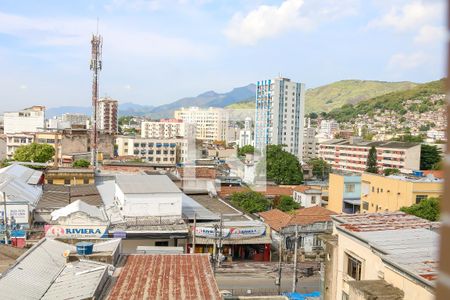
[238,145,256,157]
[72,159,90,168]
[308,112,318,119]
[276,195,300,212]
[366,146,378,174]
[383,168,400,176]
[420,144,442,170]
[258,145,303,184]
[400,197,440,221]
[13,143,55,163]
[309,158,331,180]
[392,134,424,143]
[230,191,270,213]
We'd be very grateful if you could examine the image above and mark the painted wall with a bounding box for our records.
[328,173,344,213]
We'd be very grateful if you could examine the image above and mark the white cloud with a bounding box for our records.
[388,52,429,70]
[224,0,359,46]
[414,25,446,44]
[367,1,443,32]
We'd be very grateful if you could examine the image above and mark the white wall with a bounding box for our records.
[116,189,182,217]
[293,191,321,208]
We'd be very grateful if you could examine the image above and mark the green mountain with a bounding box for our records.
[226,80,419,113]
[327,79,445,123]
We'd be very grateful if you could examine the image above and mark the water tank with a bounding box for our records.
[412,170,424,177]
[76,242,94,255]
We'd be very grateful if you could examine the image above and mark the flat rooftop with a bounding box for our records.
[115,174,181,194]
[107,254,221,300]
[322,139,419,149]
[190,195,248,221]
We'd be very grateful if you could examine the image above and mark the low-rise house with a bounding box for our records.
[292,186,322,208]
[322,212,439,300]
[44,168,95,185]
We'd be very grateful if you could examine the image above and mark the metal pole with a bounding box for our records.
[218,213,223,268]
[213,225,217,275]
[2,191,8,244]
[277,234,283,295]
[292,225,298,293]
[192,213,196,254]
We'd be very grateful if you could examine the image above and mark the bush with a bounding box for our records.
[400,198,440,221]
[276,196,300,212]
[230,191,270,213]
[72,159,90,168]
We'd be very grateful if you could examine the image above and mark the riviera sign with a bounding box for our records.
[45,225,108,239]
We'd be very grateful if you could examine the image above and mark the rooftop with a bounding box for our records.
[38,184,103,209]
[115,174,181,194]
[107,254,221,300]
[51,199,108,222]
[348,280,404,299]
[218,185,296,198]
[322,139,419,149]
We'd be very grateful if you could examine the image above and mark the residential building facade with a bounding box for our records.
[97,97,118,134]
[292,186,322,208]
[361,172,443,213]
[303,127,317,161]
[174,107,228,142]
[319,139,421,173]
[254,77,305,160]
[327,173,361,214]
[3,106,45,134]
[6,133,34,159]
[141,119,195,139]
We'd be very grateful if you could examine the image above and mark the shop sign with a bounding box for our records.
[195,226,266,239]
[45,225,108,239]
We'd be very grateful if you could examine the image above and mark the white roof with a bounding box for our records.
[0,164,42,185]
[51,200,108,222]
[116,174,181,194]
[0,164,42,207]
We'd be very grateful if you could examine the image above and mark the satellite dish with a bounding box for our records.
[63,250,71,257]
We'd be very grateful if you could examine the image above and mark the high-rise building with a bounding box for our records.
[97,97,118,134]
[141,119,194,139]
[3,106,45,134]
[254,77,305,159]
[174,107,228,142]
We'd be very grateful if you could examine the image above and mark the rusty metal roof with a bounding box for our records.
[108,254,221,300]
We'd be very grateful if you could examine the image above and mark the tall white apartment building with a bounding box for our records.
[97,97,118,134]
[319,119,339,138]
[254,77,305,159]
[141,119,194,139]
[174,107,228,142]
[3,106,45,134]
[303,127,317,161]
[238,117,254,147]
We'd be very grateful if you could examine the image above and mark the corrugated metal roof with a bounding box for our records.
[0,238,74,300]
[108,254,221,300]
[37,184,103,209]
[116,175,181,194]
[0,164,42,207]
[51,200,108,221]
[0,164,42,185]
[41,260,110,300]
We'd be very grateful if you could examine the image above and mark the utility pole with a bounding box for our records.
[292,225,299,293]
[213,224,217,275]
[276,234,283,295]
[2,191,8,244]
[192,213,196,254]
[217,213,223,268]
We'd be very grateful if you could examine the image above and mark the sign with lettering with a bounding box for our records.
[0,204,29,224]
[45,225,108,239]
[194,226,266,239]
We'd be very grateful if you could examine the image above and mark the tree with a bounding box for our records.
[308,112,318,119]
[392,134,424,143]
[72,159,90,168]
[420,144,442,170]
[238,145,256,157]
[13,143,55,163]
[258,145,303,185]
[276,195,300,212]
[400,197,440,221]
[230,191,270,213]
[383,168,400,176]
[366,146,378,173]
[309,158,331,180]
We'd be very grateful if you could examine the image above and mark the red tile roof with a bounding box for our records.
[260,206,336,231]
[108,254,221,300]
[422,170,444,179]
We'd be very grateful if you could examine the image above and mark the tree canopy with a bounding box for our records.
[420,144,442,170]
[238,145,257,157]
[383,168,400,176]
[400,197,440,221]
[230,191,270,213]
[72,159,90,168]
[366,146,378,174]
[13,143,55,163]
[309,158,331,180]
[275,195,300,212]
[258,145,303,185]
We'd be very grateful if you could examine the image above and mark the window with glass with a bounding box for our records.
[345,183,355,193]
[415,195,428,204]
[346,254,362,280]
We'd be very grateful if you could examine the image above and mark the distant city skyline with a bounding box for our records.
[0,0,445,111]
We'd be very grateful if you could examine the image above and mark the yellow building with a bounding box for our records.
[327,173,361,214]
[45,168,95,185]
[361,172,443,213]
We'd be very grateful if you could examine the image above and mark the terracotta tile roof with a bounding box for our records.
[258,209,291,231]
[260,206,336,231]
[108,254,221,300]
[422,170,444,179]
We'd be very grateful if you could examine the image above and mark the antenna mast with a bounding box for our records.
[90,31,102,170]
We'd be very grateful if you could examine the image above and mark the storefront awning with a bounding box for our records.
[193,236,272,245]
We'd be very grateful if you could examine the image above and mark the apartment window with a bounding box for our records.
[362,201,369,210]
[311,196,316,204]
[345,183,355,193]
[64,179,71,185]
[346,254,362,280]
[416,195,428,204]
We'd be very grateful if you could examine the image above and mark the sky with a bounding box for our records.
[0,0,446,111]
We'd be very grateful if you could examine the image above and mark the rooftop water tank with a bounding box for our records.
[412,170,424,177]
[76,241,94,255]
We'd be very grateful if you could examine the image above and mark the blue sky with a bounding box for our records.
[0,0,446,111]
